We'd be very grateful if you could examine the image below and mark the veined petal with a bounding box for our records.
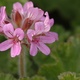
[35,22,44,34]
[37,42,50,55]
[11,42,21,57]
[14,28,24,40]
[40,32,58,43]
[30,42,38,56]
[36,9,44,20]
[39,36,55,43]
[13,2,23,14]
[3,23,14,38]
[23,1,33,12]
[0,39,13,51]
[27,7,38,20]
[27,29,35,40]
[46,32,58,41]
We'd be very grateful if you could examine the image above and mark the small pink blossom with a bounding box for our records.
[12,1,44,31]
[0,23,24,57]
[27,22,58,56]
[0,1,58,57]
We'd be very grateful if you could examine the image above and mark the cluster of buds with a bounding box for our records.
[0,1,58,57]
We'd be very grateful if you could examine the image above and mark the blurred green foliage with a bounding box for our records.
[0,73,16,80]
[20,75,46,80]
[58,72,80,80]
[0,0,80,80]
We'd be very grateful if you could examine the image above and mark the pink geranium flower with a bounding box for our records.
[27,22,58,56]
[0,23,24,57]
[0,1,58,57]
[12,1,44,31]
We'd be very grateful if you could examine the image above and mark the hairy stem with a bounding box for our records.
[19,46,26,79]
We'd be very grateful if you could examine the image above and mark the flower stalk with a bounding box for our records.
[19,45,26,79]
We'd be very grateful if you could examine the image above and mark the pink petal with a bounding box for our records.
[14,28,24,40]
[44,26,50,32]
[35,22,44,34]
[27,29,35,40]
[45,12,49,18]
[44,12,53,32]
[0,6,6,22]
[50,18,54,26]
[11,42,21,57]
[44,12,49,24]
[36,9,44,20]
[3,23,14,38]
[0,39,13,51]
[37,42,50,55]
[46,32,58,41]
[40,32,58,43]
[13,2,23,14]
[39,36,55,43]
[30,42,38,56]
[27,8,38,20]
[23,1,33,12]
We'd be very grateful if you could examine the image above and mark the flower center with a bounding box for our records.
[32,37,39,44]
[13,36,19,44]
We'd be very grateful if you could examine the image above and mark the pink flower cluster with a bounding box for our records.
[0,1,58,57]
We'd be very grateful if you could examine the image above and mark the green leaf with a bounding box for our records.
[58,72,80,80]
[58,35,80,73]
[19,76,46,80]
[32,52,56,66]
[31,75,46,80]
[37,34,80,80]
[0,73,16,80]
[19,77,30,80]
[38,63,65,80]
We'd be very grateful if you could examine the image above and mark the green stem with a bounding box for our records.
[19,46,26,79]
